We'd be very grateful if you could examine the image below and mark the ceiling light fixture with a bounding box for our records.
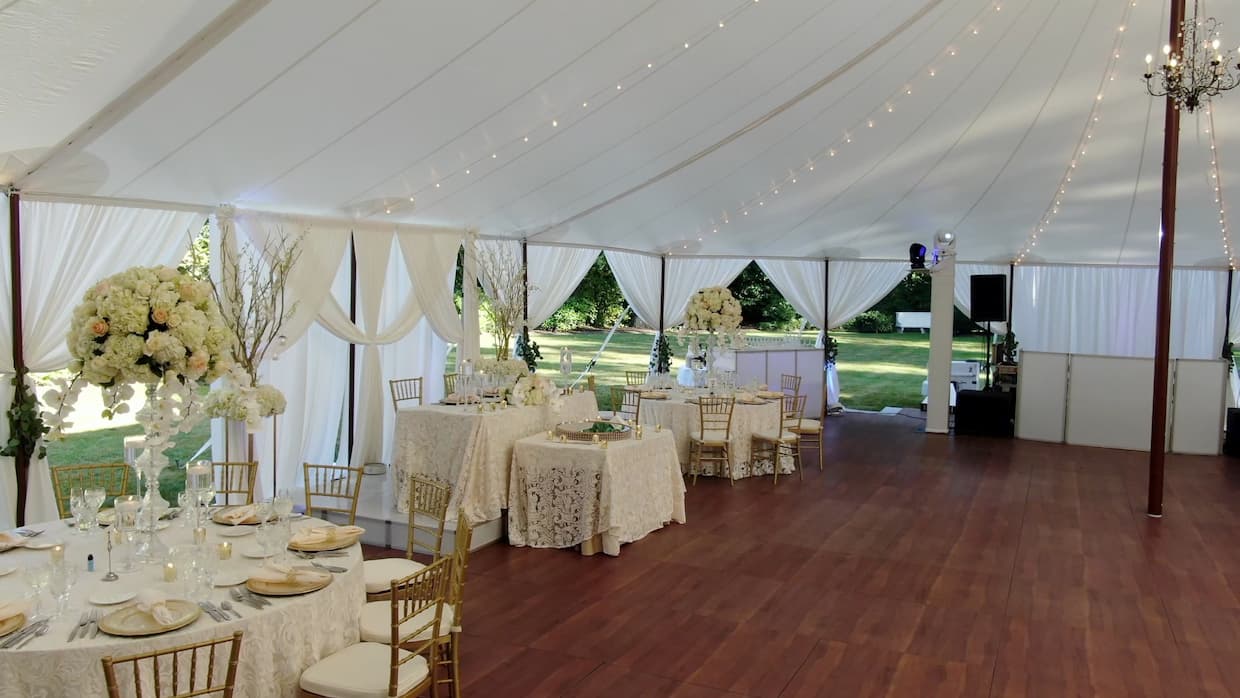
[1144,13,1239,111]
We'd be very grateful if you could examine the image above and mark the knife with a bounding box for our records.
[2,620,45,649]
[89,613,99,639]
[242,588,271,608]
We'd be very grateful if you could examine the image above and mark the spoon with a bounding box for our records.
[219,600,243,619]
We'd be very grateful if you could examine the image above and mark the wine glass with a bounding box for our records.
[255,499,274,526]
[69,490,89,534]
[84,487,106,528]
[22,564,50,619]
[273,490,294,522]
[255,522,281,560]
[177,491,192,529]
[47,562,79,619]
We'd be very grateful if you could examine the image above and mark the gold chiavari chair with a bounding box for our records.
[624,370,648,386]
[586,374,596,393]
[101,631,243,698]
[363,477,452,600]
[689,397,735,485]
[789,389,826,471]
[610,385,641,422]
[299,558,452,698]
[752,394,806,484]
[302,463,365,526]
[50,463,132,519]
[433,514,474,697]
[389,377,424,410]
[780,374,803,397]
[212,462,258,506]
[443,373,458,396]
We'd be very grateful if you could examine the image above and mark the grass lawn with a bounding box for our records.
[450,328,989,412]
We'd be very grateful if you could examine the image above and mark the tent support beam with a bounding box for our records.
[521,239,529,342]
[823,258,830,416]
[346,236,357,464]
[1148,0,1187,519]
[13,0,271,187]
[7,189,27,526]
[658,257,666,336]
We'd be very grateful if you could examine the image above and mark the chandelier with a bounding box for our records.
[1144,12,1240,112]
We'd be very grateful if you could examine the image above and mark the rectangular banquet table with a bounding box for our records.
[393,390,599,524]
[637,390,796,479]
[507,430,686,555]
[0,517,364,698]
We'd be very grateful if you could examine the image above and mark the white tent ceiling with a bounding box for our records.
[2,0,1237,265]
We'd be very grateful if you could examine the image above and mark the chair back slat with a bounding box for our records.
[450,512,475,629]
[101,631,243,698]
[624,370,648,386]
[780,374,802,396]
[210,462,257,506]
[443,373,459,395]
[609,386,641,422]
[389,558,452,697]
[389,377,424,410]
[302,463,365,525]
[408,476,452,560]
[697,396,735,440]
[781,394,807,433]
[50,463,132,519]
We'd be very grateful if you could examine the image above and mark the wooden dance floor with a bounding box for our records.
[367,410,1240,697]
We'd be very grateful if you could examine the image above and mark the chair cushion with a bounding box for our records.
[790,419,822,434]
[358,600,455,644]
[690,430,730,445]
[299,642,427,698]
[362,558,426,594]
[753,431,799,444]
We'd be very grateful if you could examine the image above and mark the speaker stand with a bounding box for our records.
[984,321,993,390]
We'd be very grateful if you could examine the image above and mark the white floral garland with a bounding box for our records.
[473,358,529,380]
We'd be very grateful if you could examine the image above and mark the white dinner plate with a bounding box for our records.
[0,566,15,577]
[23,540,60,550]
[214,570,248,587]
[240,545,268,559]
[88,589,136,606]
[217,527,254,538]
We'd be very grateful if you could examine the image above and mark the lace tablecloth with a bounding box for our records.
[508,431,686,555]
[393,391,599,524]
[0,517,363,698]
[638,393,795,478]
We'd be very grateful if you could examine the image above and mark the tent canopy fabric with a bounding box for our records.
[4,0,1236,266]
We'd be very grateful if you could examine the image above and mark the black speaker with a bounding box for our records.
[970,274,1007,323]
[1225,408,1240,456]
[955,389,1014,437]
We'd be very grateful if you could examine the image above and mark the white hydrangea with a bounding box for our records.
[510,374,562,411]
[679,286,744,346]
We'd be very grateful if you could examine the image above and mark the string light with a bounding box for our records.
[1014,2,1137,263]
[1206,106,1235,268]
[367,0,763,217]
[695,1,1009,240]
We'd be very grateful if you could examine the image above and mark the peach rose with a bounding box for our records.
[91,320,109,336]
[151,308,169,324]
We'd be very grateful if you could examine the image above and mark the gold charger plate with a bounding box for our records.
[99,600,201,637]
[287,531,362,552]
[212,507,260,526]
[0,613,25,639]
[639,392,669,400]
[756,391,784,399]
[736,398,769,405]
[246,574,332,596]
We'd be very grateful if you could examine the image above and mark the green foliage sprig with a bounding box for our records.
[515,328,541,373]
[824,336,839,366]
[650,334,672,374]
[2,375,48,460]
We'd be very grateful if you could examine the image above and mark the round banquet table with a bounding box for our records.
[637,390,796,478]
[0,516,364,698]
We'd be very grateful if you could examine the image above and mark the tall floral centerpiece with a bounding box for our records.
[45,266,232,562]
[202,224,300,448]
[510,374,563,412]
[678,286,745,382]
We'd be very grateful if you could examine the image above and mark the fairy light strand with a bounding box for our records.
[362,0,763,218]
[1206,105,1234,268]
[692,0,1008,240]
[1014,1,1138,264]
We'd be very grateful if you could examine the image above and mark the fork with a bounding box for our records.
[14,623,48,649]
[68,611,90,641]
[14,529,43,538]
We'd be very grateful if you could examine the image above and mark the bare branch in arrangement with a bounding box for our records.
[472,241,532,361]
[206,223,304,384]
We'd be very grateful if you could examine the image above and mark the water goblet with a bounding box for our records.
[84,487,106,528]
[177,491,192,529]
[21,564,50,619]
[69,491,90,534]
[255,499,274,526]
[47,561,79,619]
[273,490,294,522]
[255,522,279,560]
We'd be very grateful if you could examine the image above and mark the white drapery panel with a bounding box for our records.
[662,258,749,328]
[527,246,598,328]
[953,263,1010,335]
[4,199,201,525]
[316,232,422,467]
[758,259,825,329]
[0,194,11,528]
[1013,266,1225,359]
[604,251,661,327]
[396,230,462,344]
[827,261,909,329]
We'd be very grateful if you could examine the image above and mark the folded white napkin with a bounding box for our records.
[289,525,365,547]
[134,589,176,626]
[0,532,21,548]
[736,391,756,402]
[217,505,256,525]
[250,563,331,586]
[0,599,29,621]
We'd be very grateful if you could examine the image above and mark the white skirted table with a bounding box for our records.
[638,391,795,479]
[0,517,364,698]
[507,430,686,555]
[393,391,599,524]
